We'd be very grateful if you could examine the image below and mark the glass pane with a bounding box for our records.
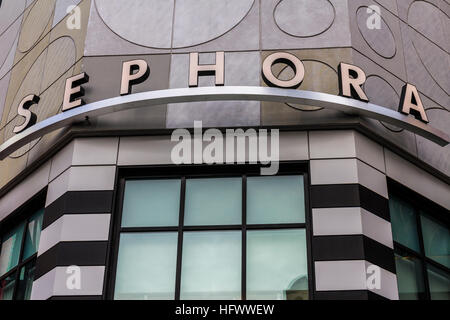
[427,264,450,300]
[394,251,425,300]
[247,229,308,300]
[114,232,178,300]
[0,273,16,300]
[0,223,25,277]
[389,194,420,252]
[180,231,241,300]
[23,209,44,260]
[184,178,241,226]
[16,260,36,300]
[122,179,181,227]
[247,175,305,224]
[420,214,450,268]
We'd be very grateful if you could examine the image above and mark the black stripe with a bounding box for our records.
[363,236,396,273]
[310,184,360,208]
[312,235,395,273]
[359,185,390,221]
[314,290,387,300]
[310,184,389,221]
[313,235,365,261]
[35,241,108,280]
[43,191,114,229]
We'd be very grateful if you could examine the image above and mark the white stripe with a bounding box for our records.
[46,166,116,207]
[312,207,393,249]
[315,260,399,300]
[31,266,105,300]
[37,214,111,256]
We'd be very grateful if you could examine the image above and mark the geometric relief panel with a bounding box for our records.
[399,1,450,109]
[2,37,76,159]
[355,6,396,59]
[0,0,27,35]
[407,1,449,52]
[18,0,56,53]
[348,0,406,80]
[274,0,335,38]
[261,0,352,50]
[401,22,450,110]
[0,17,22,79]
[94,0,254,49]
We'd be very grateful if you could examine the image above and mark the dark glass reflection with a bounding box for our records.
[389,194,420,252]
[420,213,450,268]
[0,273,16,300]
[395,250,426,300]
[427,264,450,300]
[16,260,36,300]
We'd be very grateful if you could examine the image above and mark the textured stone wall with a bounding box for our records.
[0,0,90,187]
[0,0,448,189]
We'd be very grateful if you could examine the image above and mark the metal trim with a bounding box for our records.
[0,86,448,160]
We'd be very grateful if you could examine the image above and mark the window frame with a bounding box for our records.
[105,162,314,300]
[388,179,450,300]
[0,189,46,300]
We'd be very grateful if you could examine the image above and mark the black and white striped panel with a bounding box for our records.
[309,131,398,300]
[31,138,119,300]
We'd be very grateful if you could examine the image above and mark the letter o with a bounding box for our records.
[262,52,305,89]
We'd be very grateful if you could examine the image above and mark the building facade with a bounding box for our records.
[0,0,448,300]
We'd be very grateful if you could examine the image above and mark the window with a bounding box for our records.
[389,183,450,300]
[0,199,44,300]
[110,166,310,300]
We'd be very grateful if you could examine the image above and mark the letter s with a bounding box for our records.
[13,95,40,134]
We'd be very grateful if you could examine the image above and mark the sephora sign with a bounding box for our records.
[0,51,448,160]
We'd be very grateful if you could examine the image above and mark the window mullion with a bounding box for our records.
[242,175,247,301]
[424,257,450,274]
[394,242,424,260]
[0,266,18,284]
[415,209,431,300]
[175,177,186,300]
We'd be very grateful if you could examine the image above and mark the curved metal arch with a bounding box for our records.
[0,86,448,160]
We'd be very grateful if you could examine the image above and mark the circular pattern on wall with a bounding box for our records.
[18,0,56,53]
[0,0,26,35]
[95,0,254,49]
[274,0,335,38]
[364,75,402,132]
[277,60,338,111]
[4,37,76,158]
[408,2,449,95]
[0,19,21,75]
[408,1,449,50]
[411,37,450,96]
[356,6,396,59]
